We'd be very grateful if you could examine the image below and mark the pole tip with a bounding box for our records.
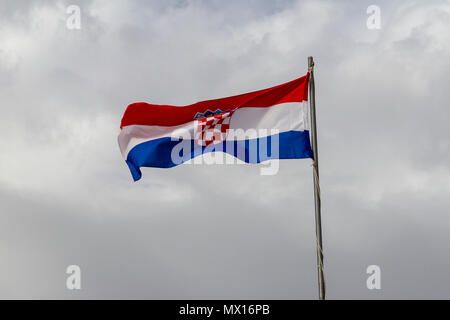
[308,56,314,68]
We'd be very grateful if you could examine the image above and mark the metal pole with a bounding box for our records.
[308,56,325,300]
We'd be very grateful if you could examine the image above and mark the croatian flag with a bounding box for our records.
[118,73,313,181]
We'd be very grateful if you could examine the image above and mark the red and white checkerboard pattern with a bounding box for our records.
[194,110,234,146]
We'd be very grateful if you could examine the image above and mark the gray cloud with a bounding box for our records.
[0,0,449,299]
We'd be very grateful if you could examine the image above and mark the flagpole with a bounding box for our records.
[308,56,325,300]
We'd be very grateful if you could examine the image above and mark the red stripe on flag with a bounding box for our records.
[120,73,309,128]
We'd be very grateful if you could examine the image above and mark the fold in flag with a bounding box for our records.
[118,73,313,181]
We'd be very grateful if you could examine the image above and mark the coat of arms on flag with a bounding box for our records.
[194,109,235,146]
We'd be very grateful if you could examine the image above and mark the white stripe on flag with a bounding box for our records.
[118,102,309,159]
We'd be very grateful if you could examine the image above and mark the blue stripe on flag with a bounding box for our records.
[126,130,313,181]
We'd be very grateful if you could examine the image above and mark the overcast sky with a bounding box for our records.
[0,0,449,299]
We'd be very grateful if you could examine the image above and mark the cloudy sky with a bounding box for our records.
[0,0,449,299]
